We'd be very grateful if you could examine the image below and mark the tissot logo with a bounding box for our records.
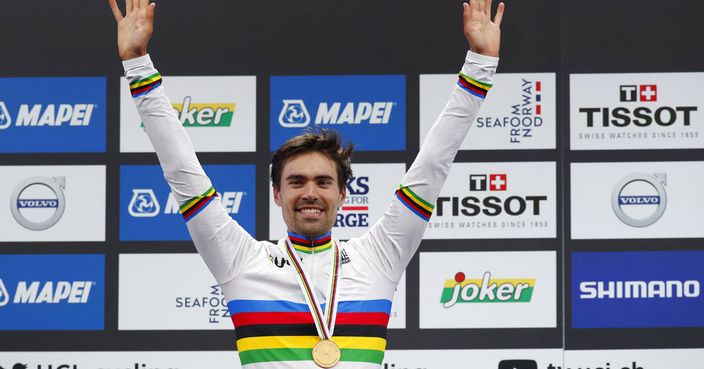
[470,174,507,191]
[498,360,538,369]
[620,84,657,102]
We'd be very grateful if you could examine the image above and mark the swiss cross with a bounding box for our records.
[640,85,657,102]
[489,174,507,191]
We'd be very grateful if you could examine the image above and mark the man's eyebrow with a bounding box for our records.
[284,174,335,181]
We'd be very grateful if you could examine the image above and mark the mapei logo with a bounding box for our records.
[440,271,535,308]
[10,177,66,231]
[611,173,667,227]
[0,278,94,307]
[279,100,395,128]
[335,176,370,228]
[128,189,244,217]
[436,173,547,217]
[0,101,95,130]
[579,83,697,128]
[172,96,234,127]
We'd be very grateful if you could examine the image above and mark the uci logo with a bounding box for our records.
[279,100,310,128]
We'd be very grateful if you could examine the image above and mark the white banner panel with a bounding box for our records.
[120,76,256,152]
[269,163,406,240]
[385,349,564,369]
[424,162,556,239]
[419,251,557,329]
[420,73,556,150]
[119,254,231,330]
[0,165,105,241]
[571,161,704,239]
[570,72,704,150]
[0,351,240,369]
[565,348,704,369]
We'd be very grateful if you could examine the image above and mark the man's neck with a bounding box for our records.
[287,230,333,254]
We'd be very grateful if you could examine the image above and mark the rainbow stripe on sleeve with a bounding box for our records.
[130,72,162,98]
[395,185,434,221]
[229,299,390,366]
[180,186,217,222]
[457,73,492,99]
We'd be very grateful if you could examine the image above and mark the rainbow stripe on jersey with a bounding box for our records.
[287,231,333,254]
[180,186,217,222]
[229,299,390,366]
[395,185,434,221]
[130,72,162,98]
[457,73,492,99]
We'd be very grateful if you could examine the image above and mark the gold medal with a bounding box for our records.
[312,339,341,368]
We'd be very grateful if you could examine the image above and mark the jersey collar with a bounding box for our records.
[287,231,333,254]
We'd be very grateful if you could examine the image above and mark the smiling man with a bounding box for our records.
[110,0,504,367]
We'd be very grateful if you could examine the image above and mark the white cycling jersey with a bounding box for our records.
[124,51,497,368]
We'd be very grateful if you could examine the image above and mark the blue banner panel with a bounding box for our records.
[0,254,105,330]
[0,77,106,153]
[572,251,704,328]
[270,75,406,151]
[120,165,256,241]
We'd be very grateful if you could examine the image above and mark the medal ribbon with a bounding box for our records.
[285,238,341,340]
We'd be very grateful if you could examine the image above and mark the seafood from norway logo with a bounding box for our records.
[175,284,230,324]
[475,78,543,144]
[440,271,535,308]
[335,176,370,228]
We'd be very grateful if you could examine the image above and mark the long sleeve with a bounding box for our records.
[123,55,259,285]
[352,50,499,282]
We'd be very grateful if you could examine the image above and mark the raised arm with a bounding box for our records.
[355,0,505,282]
[109,0,258,285]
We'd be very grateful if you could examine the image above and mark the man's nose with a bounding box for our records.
[302,183,318,199]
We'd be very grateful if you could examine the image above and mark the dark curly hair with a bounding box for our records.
[271,129,354,192]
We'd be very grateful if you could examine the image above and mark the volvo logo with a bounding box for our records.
[10,176,66,230]
[611,173,667,227]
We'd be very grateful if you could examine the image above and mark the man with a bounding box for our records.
[109,0,504,367]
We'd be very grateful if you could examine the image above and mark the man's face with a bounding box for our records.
[273,151,346,237]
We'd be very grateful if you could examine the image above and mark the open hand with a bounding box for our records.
[463,0,505,57]
[109,0,156,61]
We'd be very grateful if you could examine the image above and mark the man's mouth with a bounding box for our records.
[297,207,323,216]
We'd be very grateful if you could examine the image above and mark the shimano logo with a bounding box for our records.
[580,280,700,299]
[279,100,395,127]
[0,102,95,130]
[0,279,94,306]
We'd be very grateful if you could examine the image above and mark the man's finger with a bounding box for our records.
[147,2,156,20]
[463,2,472,24]
[126,0,133,13]
[109,0,124,22]
[486,0,493,17]
[494,2,505,26]
[140,0,148,12]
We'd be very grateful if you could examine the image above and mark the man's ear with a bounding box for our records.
[338,186,347,207]
[273,186,282,207]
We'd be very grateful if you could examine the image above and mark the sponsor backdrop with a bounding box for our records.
[1,0,704,367]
